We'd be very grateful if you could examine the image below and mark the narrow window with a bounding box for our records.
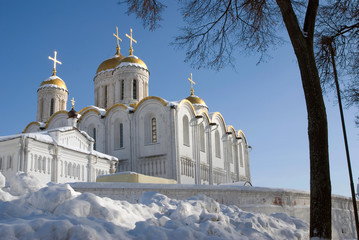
[183,116,190,146]
[93,128,97,150]
[104,85,108,108]
[50,98,54,116]
[200,124,205,152]
[151,117,157,143]
[133,79,137,99]
[114,123,124,149]
[121,80,124,100]
[0,157,2,170]
[120,123,124,148]
[215,130,221,158]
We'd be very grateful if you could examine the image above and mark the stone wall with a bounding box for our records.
[71,182,358,240]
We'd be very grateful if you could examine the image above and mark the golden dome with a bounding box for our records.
[96,53,125,74]
[118,55,148,70]
[186,95,206,106]
[40,76,67,91]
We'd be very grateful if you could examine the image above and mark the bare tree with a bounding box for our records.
[315,0,359,126]
[123,0,334,238]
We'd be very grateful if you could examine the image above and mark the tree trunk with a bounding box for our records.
[275,0,331,239]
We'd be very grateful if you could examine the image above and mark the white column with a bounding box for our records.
[193,118,200,184]
[223,135,230,183]
[207,125,214,185]
[234,142,240,181]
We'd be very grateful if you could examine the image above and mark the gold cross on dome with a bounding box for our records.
[71,97,75,109]
[113,26,122,55]
[188,73,196,95]
[48,51,62,76]
[125,28,137,55]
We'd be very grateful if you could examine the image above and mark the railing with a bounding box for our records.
[138,158,166,177]
[213,168,226,184]
[200,163,209,182]
[118,161,130,172]
[180,157,195,178]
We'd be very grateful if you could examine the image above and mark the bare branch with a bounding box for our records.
[120,0,166,30]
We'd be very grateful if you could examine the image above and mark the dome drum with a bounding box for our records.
[95,52,149,108]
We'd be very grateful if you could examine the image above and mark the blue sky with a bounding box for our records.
[0,0,358,197]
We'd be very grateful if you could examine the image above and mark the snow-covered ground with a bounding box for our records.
[0,172,309,240]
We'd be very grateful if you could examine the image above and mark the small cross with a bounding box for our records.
[188,73,196,95]
[113,26,122,55]
[71,97,75,109]
[126,28,137,55]
[48,51,62,76]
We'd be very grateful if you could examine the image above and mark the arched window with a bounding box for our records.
[183,116,190,146]
[120,123,124,148]
[151,117,157,143]
[114,122,124,149]
[215,130,221,158]
[93,128,97,150]
[200,124,205,152]
[50,98,54,116]
[104,85,108,108]
[121,80,124,100]
[133,79,137,99]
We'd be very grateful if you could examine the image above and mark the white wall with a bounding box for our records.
[71,182,358,240]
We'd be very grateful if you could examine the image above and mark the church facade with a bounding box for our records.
[1,28,251,185]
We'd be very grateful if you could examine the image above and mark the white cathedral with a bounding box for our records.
[0,28,251,185]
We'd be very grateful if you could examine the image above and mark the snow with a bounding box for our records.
[118,62,146,69]
[45,75,64,81]
[85,105,107,116]
[38,84,66,90]
[0,132,54,144]
[0,127,117,161]
[0,172,310,239]
[220,181,252,186]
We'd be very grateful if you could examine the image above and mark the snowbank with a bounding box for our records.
[0,172,309,239]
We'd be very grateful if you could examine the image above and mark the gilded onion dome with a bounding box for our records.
[186,94,207,106]
[117,55,148,70]
[40,75,68,91]
[96,53,125,74]
[97,27,126,74]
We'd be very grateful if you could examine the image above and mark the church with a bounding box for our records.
[0,27,251,185]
